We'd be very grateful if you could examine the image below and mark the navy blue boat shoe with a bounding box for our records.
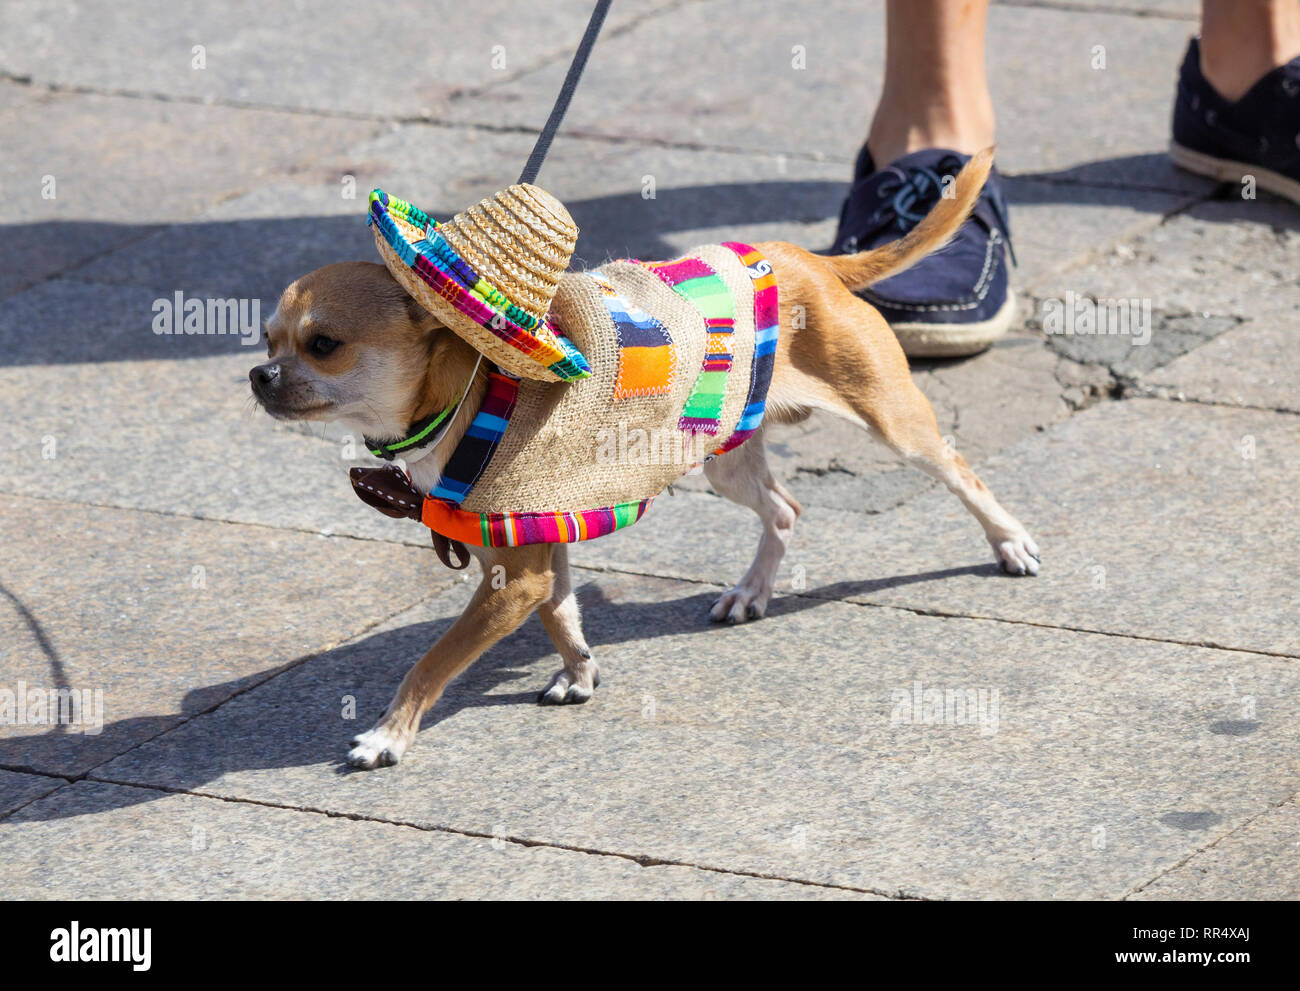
[831,145,1016,358]
[1171,37,1300,204]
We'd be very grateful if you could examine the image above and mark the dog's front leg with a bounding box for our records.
[702,430,802,623]
[536,545,600,705]
[347,544,555,769]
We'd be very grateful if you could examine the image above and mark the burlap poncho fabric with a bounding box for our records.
[466,242,764,515]
[351,240,778,548]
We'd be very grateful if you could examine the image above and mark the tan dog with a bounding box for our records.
[250,149,1039,769]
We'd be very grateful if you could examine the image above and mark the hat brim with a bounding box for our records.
[368,189,591,384]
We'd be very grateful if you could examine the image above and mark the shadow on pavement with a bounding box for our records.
[3,153,1297,367]
[0,563,1004,821]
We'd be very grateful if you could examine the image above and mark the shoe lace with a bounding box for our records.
[874,154,966,233]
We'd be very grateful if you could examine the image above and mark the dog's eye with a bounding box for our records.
[309,334,341,357]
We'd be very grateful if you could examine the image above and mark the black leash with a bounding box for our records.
[518,0,613,185]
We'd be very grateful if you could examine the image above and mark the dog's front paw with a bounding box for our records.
[994,531,1041,577]
[347,722,413,769]
[709,581,772,624]
[538,661,600,705]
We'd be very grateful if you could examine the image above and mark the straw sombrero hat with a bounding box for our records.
[368,185,591,383]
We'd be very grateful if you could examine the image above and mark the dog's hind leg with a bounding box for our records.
[855,379,1040,575]
[347,543,555,769]
[760,253,1040,577]
[536,545,601,705]
[703,428,802,623]
[780,313,1039,574]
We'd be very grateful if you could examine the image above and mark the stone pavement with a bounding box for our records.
[0,0,1297,899]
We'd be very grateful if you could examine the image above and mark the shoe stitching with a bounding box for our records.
[865,229,1002,313]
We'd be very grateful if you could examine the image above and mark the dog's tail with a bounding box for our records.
[825,146,994,292]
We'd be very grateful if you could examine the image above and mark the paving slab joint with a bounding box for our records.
[1121,795,1300,899]
[0,774,75,823]
[80,776,924,899]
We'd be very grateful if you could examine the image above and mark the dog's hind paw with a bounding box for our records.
[347,724,412,769]
[538,664,600,706]
[709,583,771,624]
[994,532,1041,577]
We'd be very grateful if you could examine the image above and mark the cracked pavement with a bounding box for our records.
[1,0,1297,899]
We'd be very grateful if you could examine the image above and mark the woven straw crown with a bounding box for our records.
[368,184,591,383]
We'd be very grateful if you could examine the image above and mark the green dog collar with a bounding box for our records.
[364,401,458,461]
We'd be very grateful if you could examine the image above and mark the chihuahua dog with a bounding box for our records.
[250,149,1039,769]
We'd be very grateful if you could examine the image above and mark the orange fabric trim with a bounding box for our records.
[421,498,485,544]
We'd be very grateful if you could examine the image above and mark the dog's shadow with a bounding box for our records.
[0,564,992,823]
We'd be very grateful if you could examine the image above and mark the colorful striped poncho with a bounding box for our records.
[354,241,779,549]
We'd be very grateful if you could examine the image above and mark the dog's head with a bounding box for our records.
[250,261,469,437]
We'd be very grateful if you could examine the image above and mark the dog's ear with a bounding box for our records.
[406,296,444,335]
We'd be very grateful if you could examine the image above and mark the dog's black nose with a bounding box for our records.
[250,363,281,391]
